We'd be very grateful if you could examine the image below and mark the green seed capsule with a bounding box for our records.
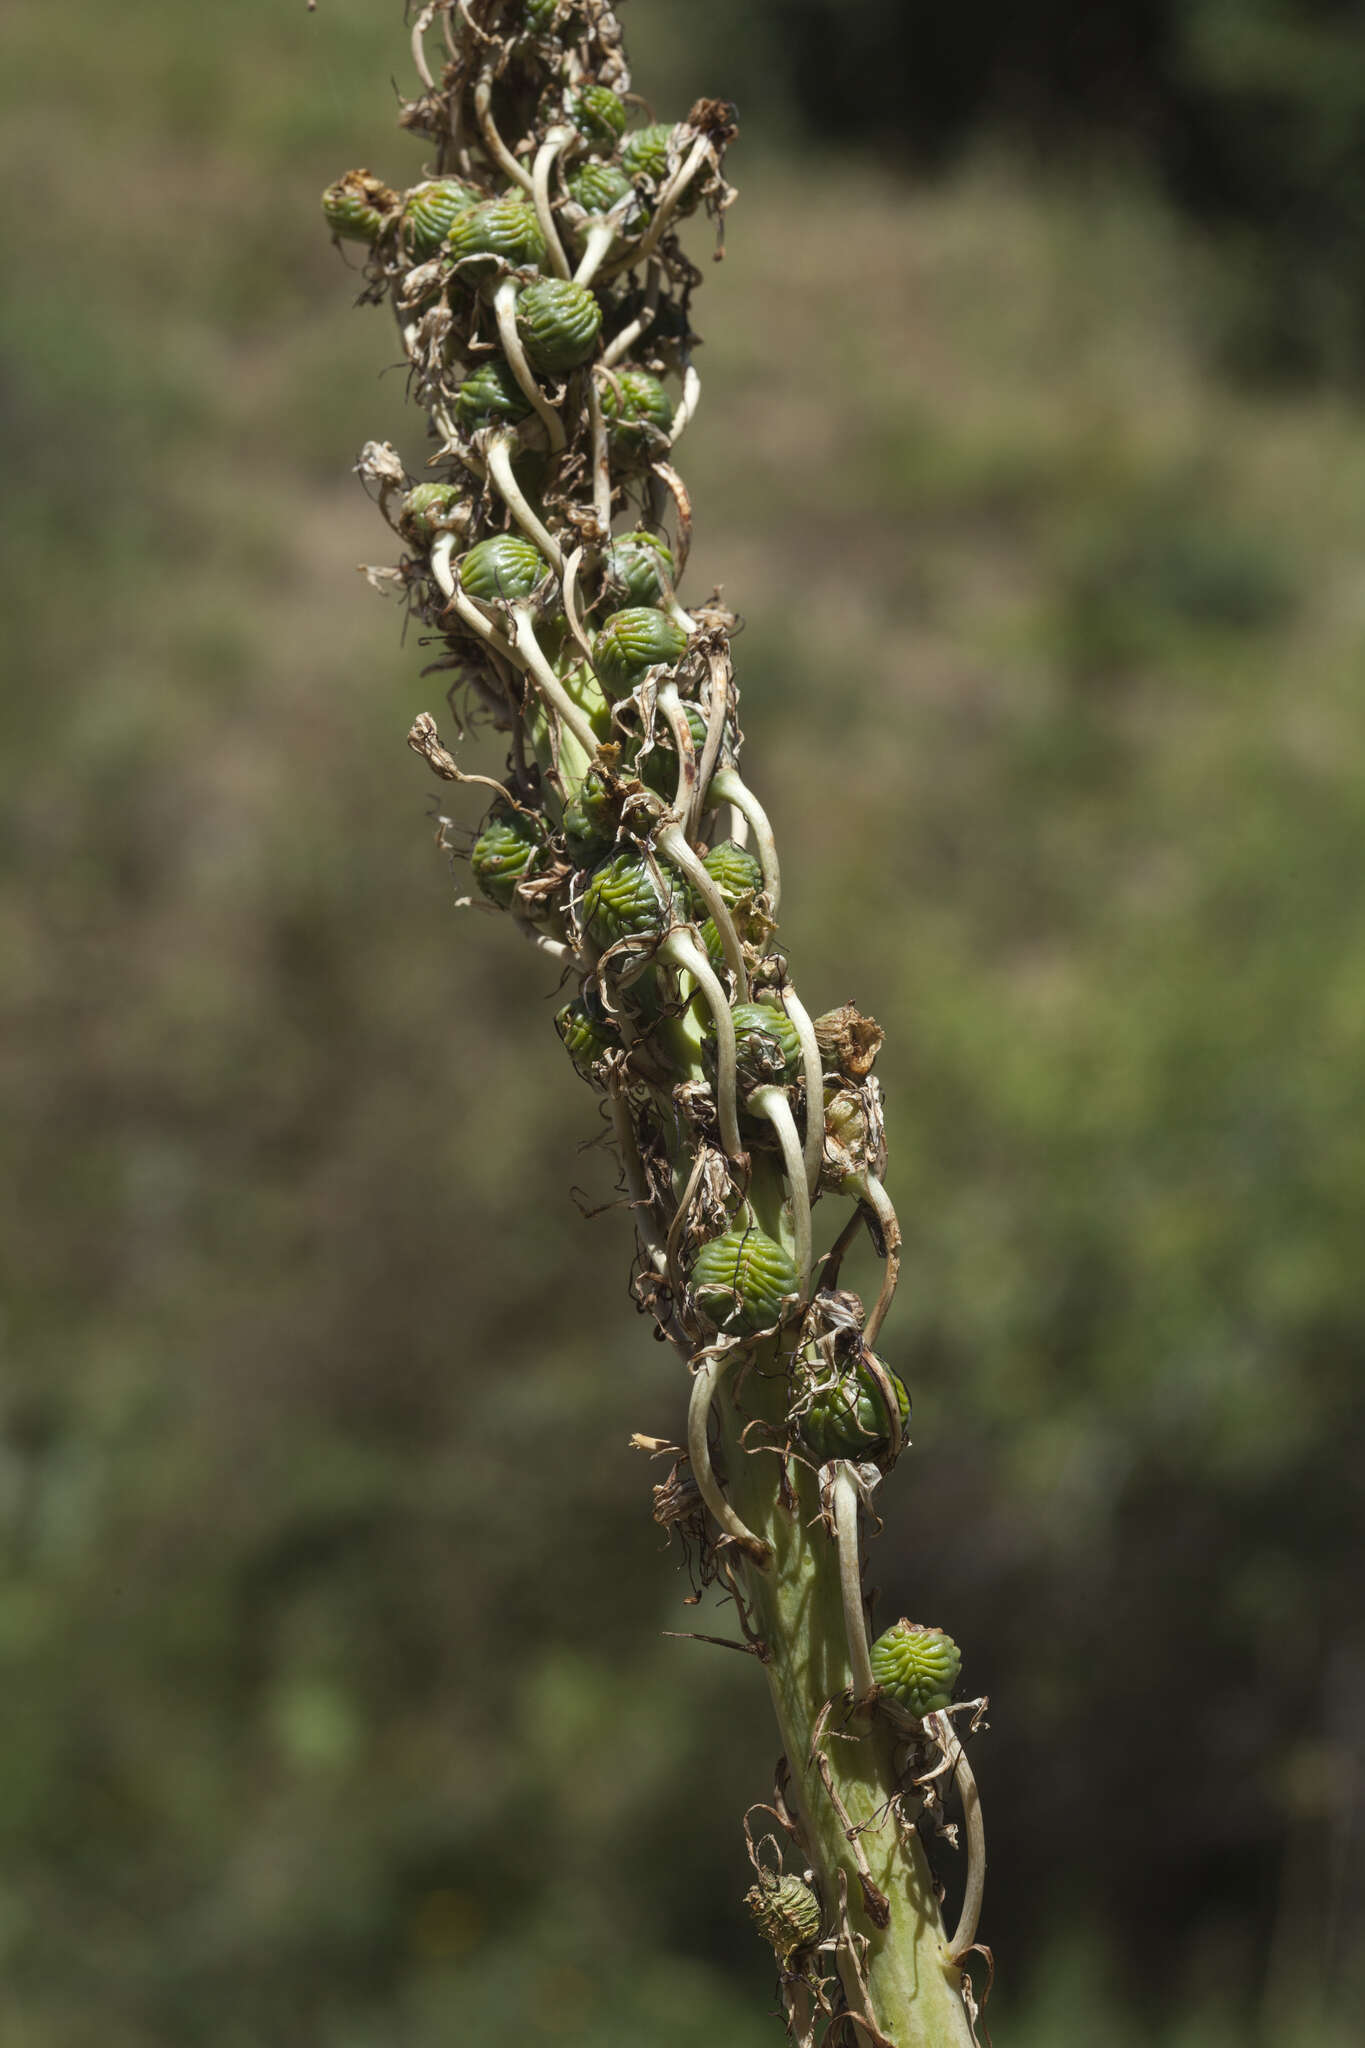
[702,841,763,905]
[744,1872,822,1959]
[599,368,674,460]
[713,1002,803,1094]
[522,0,559,29]
[799,1351,911,1462]
[401,177,480,258]
[621,123,674,184]
[399,483,465,548]
[561,768,620,864]
[582,848,685,952]
[568,85,628,146]
[554,993,621,1078]
[454,357,533,432]
[322,168,399,244]
[515,278,603,374]
[601,531,676,609]
[446,198,548,272]
[592,607,688,698]
[868,1621,962,1718]
[459,534,547,604]
[470,805,545,909]
[690,1227,800,1336]
[567,161,634,217]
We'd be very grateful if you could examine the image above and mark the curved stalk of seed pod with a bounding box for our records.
[602,259,661,369]
[429,532,519,661]
[587,377,613,532]
[668,363,702,450]
[409,3,437,89]
[560,546,598,668]
[655,822,749,998]
[508,606,601,758]
[485,430,565,576]
[491,278,566,452]
[709,766,781,913]
[689,652,731,841]
[531,128,573,281]
[615,135,710,274]
[572,189,641,289]
[653,676,699,812]
[831,1461,876,1701]
[474,66,534,193]
[929,1711,987,1963]
[846,1168,901,1348]
[652,926,743,1160]
[688,1352,769,1563]
[775,983,825,1197]
[746,1086,812,1294]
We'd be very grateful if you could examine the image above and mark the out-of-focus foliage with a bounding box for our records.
[0,0,1362,2042]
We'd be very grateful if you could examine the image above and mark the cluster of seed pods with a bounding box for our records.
[326,0,982,2023]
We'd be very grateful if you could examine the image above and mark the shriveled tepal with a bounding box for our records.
[323,5,988,2041]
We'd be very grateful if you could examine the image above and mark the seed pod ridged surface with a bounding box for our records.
[868,1622,962,1717]
[593,608,688,697]
[455,357,533,431]
[447,198,547,270]
[460,534,546,603]
[582,849,683,950]
[471,807,545,909]
[515,279,603,374]
[599,368,674,458]
[800,1353,911,1462]
[690,1227,800,1335]
[402,177,480,257]
[745,1872,823,1958]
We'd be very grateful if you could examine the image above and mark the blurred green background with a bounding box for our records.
[2,1,1364,2042]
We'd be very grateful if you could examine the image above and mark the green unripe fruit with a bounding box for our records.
[600,368,674,459]
[523,0,558,29]
[621,123,674,184]
[459,534,547,604]
[567,161,634,217]
[703,841,763,905]
[401,177,480,258]
[869,1622,962,1717]
[399,483,464,548]
[745,1872,822,1959]
[470,806,545,909]
[322,168,398,244]
[561,768,619,864]
[446,198,547,272]
[592,608,688,697]
[515,278,603,374]
[554,993,621,1078]
[582,848,685,952]
[455,357,533,432]
[601,531,675,609]
[568,85,628,146]
[799,1351,911,1463]
[714,1002,803,1094]
[690,1227,801,1336]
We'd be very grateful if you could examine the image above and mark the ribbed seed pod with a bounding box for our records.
[599,368,675,460]
[744,1872,823,1959]
[567,85,628,146]
[567,161,634,217]
[561,768,620,864]
[690,1227,801,1336]
[799,1351,911,1462]
[470,806,546,909]
[401,177,480,258]
[447,198,548,272]
[459,534,547,604]
[636,702,706,797]
[715,1002,803,1094]
[322,168,399,243]
[515,278,603,373]
[601,531,675,609]
[454,357,532,432]
[868,1622,962,1717]
[621,123,674,184]
[399,483,465,548]
[703,841,763,904]
[522,0,559,30]
[582,848,685,952]
[593,607,688,697]
[554,992,622,1079]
